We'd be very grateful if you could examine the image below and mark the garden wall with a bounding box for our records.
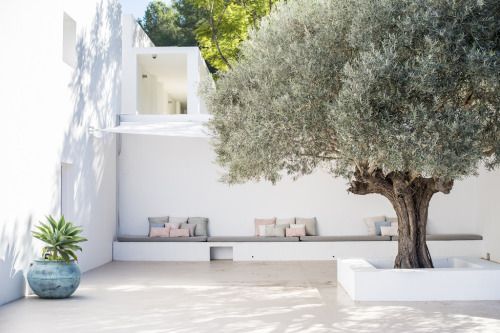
[0,0,122,305]
[119,135,486,238]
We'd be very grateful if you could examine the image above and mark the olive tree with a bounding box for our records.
[203,0,500,268]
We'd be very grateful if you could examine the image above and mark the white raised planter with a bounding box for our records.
[338,257,500,301]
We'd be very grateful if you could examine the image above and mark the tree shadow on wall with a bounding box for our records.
[0,216,33,306]
[58,0,122,271]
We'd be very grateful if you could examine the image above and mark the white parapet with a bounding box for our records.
[338,257,500,301]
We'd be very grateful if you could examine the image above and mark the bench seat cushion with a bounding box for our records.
[117,235,207,242]
[299,235,390,242]
[391,234,483,241]
[207,236,299,242]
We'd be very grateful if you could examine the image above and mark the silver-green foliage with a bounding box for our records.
[203,0,499,184]
[32,216,87,263]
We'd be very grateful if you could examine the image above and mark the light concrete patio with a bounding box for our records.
[1,261,500,332]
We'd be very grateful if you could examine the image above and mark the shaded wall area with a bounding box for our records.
[0,0,121,305]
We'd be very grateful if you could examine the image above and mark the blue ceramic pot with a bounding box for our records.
[27,260,81,299]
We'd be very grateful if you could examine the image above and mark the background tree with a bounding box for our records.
[189,0,279,72]
[139,0,202,46]
[203,0,500,268]
[138,0,279,72]
[139,0,182,46]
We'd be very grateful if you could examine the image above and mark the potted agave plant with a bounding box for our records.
[28,215,87,299]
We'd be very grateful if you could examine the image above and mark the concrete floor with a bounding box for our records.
[1,261,500,333]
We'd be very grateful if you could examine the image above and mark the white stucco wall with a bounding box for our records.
[118,135,489,239]
[0,0,121,305]
[478,169,500,262]
[121,14,155,116]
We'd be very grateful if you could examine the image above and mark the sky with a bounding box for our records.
[120,0,172,19]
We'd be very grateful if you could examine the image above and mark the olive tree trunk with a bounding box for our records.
[349,167,454,269]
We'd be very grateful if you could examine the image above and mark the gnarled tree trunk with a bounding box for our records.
[348,165,454,269]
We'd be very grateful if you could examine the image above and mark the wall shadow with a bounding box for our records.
[57,0,121,272]
[0,0,122,307]
[0,216,33,306]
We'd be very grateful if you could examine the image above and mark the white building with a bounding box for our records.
[1,0,499,306]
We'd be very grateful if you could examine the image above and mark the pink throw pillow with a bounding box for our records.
[149,226,171,238]
[254,218,276,236]
[170,228,190,237]
[286,226,305,237]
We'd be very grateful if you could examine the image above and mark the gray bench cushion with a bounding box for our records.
[207,236,299,242]
[391,234,483,241]
[299,235,391,242]
[117,235,207,242]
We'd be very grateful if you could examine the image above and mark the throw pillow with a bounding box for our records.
[363,216,387,235]
[276,218,295,227]
[148,216,169,236]
[380,225,398,236]
[165,222,180,230]
[374,221,392,236]
[149,226,171,238]
[170,228,189,237]
[386,217,399,224]
[169,216,188,224]
[274,224,288,233]
[286,226,305,237]
[255,217,276,236]
[180,223,197,237]
[264,225,285,237]
[187,217,209,236]
[295,217,317,236]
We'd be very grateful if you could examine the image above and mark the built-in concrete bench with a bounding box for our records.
[300,235,390,242]
[207,236,299,242]
[113,233,484,262]
[117,234,482,243]
[391,234,483,241]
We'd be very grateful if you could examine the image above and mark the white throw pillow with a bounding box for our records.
[267,224,285,237]
[258,225,268,236]
[380,225,398,236]
[260,225,285,237]
[363,216,387,235]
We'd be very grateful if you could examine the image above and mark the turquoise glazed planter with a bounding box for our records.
[27,260,81,299]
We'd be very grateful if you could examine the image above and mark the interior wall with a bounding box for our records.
[119,135,487,239]
[0,0,120,306]
[138,66,180,115]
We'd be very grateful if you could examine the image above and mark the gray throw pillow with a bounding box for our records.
[276,218,295,227]
[169,216,188,224]
[263,225,285,237]
[180,223,197,237]
[187,217,209,236]
[148,216,169,236]
[295,217,317,236]
[374,221,391,236]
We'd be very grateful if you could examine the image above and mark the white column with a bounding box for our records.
[186,49,200,114]
[121,15,138,115]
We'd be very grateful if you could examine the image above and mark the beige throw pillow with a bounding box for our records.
[381,224,398,236]
[276,218,295,227]
[255,217,276,236]
[295,217,317,236]
[363,216,387,235]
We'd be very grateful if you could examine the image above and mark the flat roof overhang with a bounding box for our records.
[102,114,212,138]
